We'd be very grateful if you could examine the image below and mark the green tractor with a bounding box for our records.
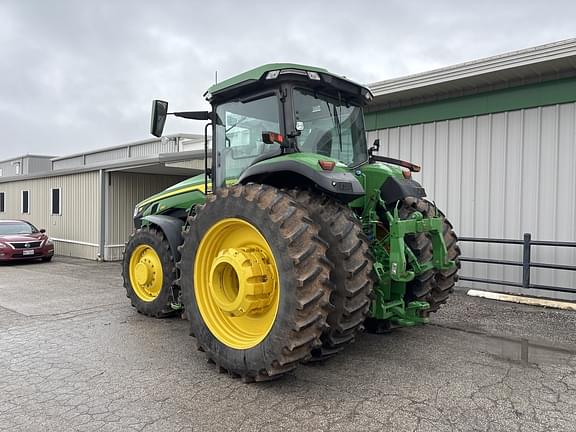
[122,63,460,381]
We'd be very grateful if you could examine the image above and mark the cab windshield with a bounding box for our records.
[293,88,368,167]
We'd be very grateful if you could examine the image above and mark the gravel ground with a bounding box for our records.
[0,257,575,432]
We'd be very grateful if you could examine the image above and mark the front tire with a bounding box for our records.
[122,226,179,318]
[179,184,332,381]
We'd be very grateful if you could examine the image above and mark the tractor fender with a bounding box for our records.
[139,215,184,261]
[380,176,426,204]
[239,160,365,203]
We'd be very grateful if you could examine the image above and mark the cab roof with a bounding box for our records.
[205,63,373,103]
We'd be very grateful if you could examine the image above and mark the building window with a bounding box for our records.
[51,188,61,215]
[21,190,29,214]
[14,162,21,175]
[0,168,3,177]
[0,192,4,212]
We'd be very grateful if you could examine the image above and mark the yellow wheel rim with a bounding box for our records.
[195,218,280,350]
[129,245,164,302]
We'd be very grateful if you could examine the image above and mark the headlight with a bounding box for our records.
[133,205,140,218]
[41,238,54,247]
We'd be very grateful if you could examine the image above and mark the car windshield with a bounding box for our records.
[293,88,368,167]
[0,222,37,235]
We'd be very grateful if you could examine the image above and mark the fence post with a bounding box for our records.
[522,233,531,288]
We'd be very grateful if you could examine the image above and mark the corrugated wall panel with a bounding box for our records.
[371,102,576,300]
[0,172,100,260]
[130,140,178,158]
[85,148,129,165]
[26,157,52,174]
[0,161,19,177]
[105,172,187,260]
[52,156,84,170]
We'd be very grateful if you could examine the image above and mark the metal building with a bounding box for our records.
[0,134,206,260]
[366,39,576,300]
[0,155,55,177]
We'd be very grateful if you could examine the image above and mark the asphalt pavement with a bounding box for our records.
[0,257,575,432]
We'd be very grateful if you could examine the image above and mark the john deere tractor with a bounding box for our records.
[122,63,460,381]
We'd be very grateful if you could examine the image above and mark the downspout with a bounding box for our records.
[98,169,107,261]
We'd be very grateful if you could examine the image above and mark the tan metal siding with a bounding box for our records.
[105,172,187,260]
[0,172,100,260]
[368,102,576,301]
[165,159,209,170]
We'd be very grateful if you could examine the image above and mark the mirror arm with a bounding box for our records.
[171,111,213,121]
[204,122,212,193]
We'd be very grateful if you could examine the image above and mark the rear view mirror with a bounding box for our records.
[40,229,46,233]
[151,100,169,137]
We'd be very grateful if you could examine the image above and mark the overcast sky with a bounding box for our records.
[0,0,574,160]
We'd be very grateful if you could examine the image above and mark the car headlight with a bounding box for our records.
[133,205,140,218]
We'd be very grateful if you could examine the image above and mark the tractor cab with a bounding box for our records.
[205,64,373,189]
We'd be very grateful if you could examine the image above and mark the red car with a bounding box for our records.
[0,220,54,262]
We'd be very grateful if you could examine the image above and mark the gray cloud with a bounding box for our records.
[0,0,574,159]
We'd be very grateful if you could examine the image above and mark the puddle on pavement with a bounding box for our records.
[433,324,576,366]
[480,334,575,366]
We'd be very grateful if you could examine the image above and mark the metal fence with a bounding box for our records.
[458,234,576,294]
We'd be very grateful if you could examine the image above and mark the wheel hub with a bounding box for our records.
[209,247,275,317]
[135,261,153,285]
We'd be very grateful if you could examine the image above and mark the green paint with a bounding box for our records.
[163,173,206,192]
[141,190,205,220]
[207,63,329,95]
[363,189,454,324]
[206,62,372,97]
[249,152,350,173]
[366,76,576,130]
[138,174,206,208]
[349,161,404,210]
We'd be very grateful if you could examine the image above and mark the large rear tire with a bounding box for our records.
[290,190,373,361]
[122,226,179,318]
[179,184,332,381]
[400,197,461,313]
